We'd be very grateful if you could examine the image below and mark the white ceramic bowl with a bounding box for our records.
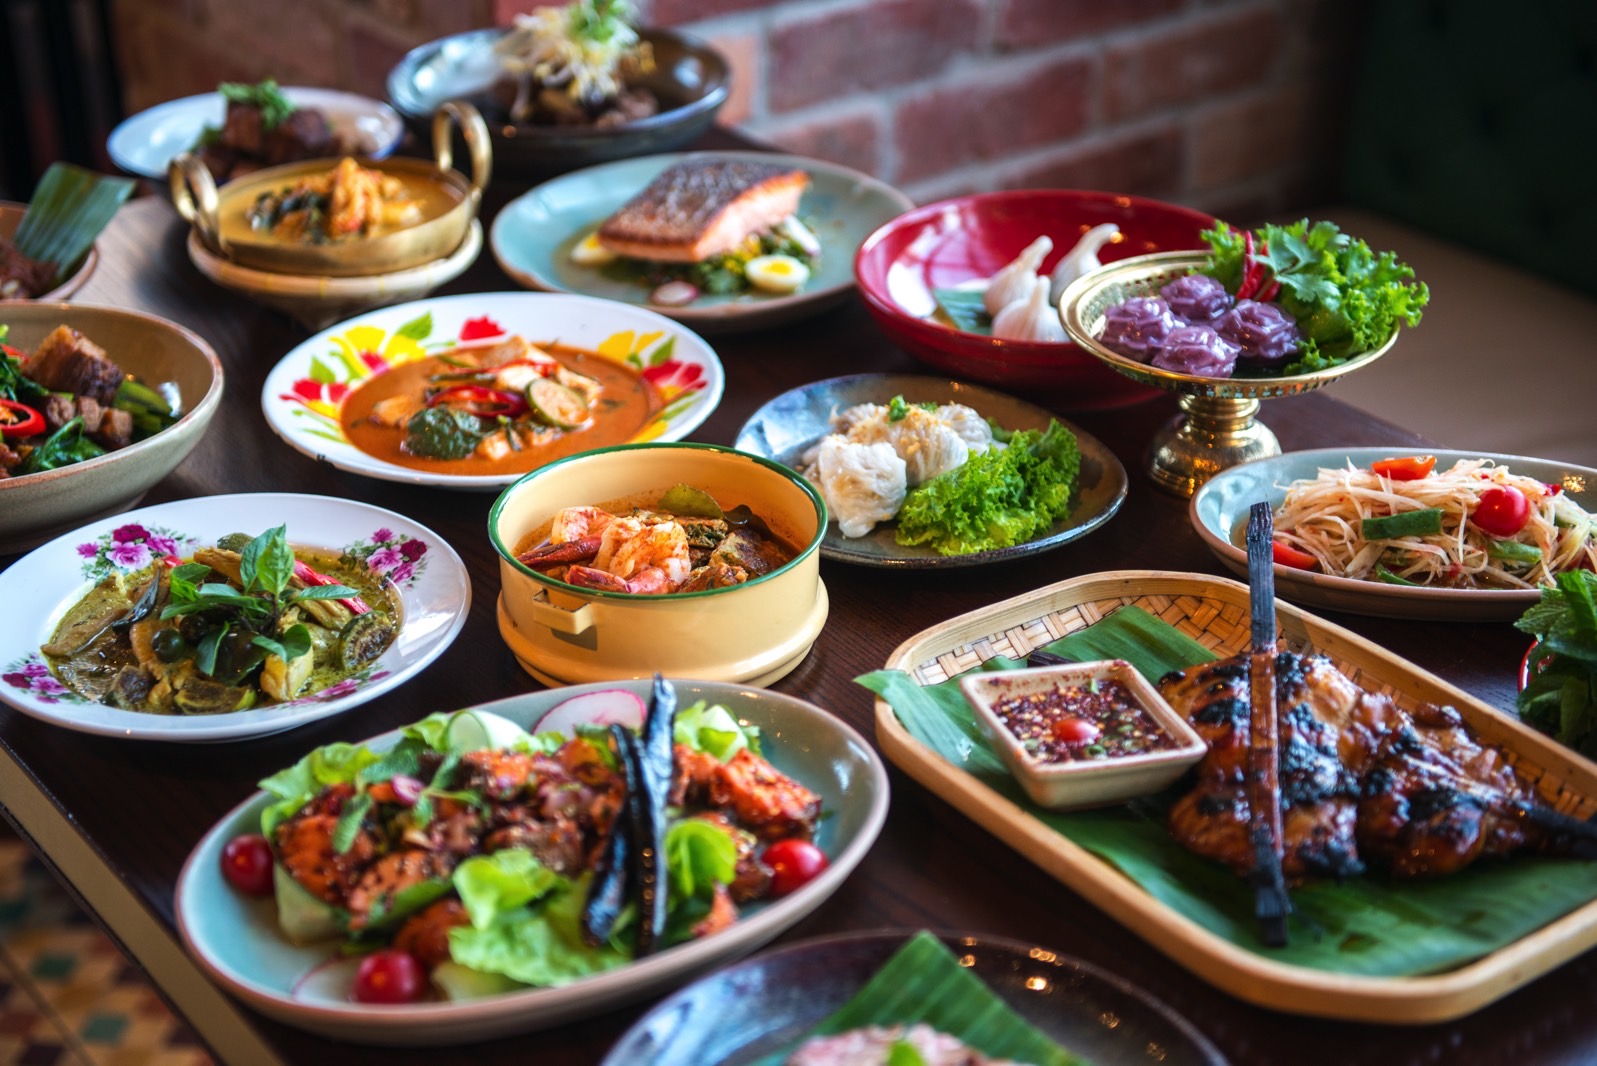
[490,443,827,687]
[959,660,1206,810]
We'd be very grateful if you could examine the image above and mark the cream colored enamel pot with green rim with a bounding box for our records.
[489,442,828,687]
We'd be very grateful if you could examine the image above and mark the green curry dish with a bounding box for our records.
[404,405,489,460]
[41,527,398,715]
[895,419,1081,556]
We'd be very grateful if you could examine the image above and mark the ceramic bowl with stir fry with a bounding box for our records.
[490,442,828,687]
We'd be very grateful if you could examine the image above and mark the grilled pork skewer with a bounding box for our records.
[1246,503,1291,945]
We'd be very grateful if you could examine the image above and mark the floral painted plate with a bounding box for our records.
[0,494,469,742]
[261,292,725,490]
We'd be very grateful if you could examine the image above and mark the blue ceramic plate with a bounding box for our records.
[734,374,1128,569]
[602,930,1226,1065]
[107,87,404,181]
[175,681,890,1044]
[490,151,914,331]
[1189,447,1597,620]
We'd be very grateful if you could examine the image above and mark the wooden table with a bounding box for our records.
[3,149,1594,1065]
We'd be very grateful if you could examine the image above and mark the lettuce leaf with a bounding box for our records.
[673,699,761,759]
[258,741,383,838]
[447,873,629,986]
[894,420,1080,556]
[664,819,739,901]
[453,849,563,929]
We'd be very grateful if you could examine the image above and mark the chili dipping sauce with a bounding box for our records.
[991,678,1176,763]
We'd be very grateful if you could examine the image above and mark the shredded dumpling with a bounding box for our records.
[1272,459,1596,589]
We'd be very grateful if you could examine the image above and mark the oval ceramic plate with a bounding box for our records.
[1190,447,1597,620]
[0,493,468,742]
[734,374,1128,568]
[261,291,725,491]
[490,151,914,331]
[107,87,405,181]
[175,680,889,1045]
[602,930,1225,1065]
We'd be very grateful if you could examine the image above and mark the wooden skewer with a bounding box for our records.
[1246,502,1291,947]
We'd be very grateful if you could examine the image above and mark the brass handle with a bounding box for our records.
[168,153,225,258]
[432,101,492,207]
[525,588,595,635]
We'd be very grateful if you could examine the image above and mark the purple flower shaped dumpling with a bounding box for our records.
[1160,273,1231,323]
[1099,296,1178,363]
[1215,299,1300,368]
[1149,325,1241,377]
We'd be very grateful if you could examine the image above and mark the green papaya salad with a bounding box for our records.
[218,680,829,1004]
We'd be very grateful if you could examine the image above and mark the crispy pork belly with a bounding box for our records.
[597,159,808,263]
[24,325,124,405]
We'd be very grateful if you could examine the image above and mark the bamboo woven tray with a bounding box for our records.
[875,569,1597,1024]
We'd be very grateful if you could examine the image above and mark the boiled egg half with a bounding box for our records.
[744,254,810,294]
[568,231,616,266]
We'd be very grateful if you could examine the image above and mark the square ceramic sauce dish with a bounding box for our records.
[958,659,1207,810]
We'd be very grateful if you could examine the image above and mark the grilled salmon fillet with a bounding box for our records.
[597,159,808,263]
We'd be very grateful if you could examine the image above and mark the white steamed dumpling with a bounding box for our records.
[992,274,1067,343]
[1049,223,1120,305]
[810,435,907,538]
[983,235,1054,316]
[847,406,970,486]
[932,403,998,453]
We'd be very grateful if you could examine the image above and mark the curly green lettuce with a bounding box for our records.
[894,420,1080,556]
[1201,219,1430,375]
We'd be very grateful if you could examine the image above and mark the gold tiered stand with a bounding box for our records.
[1059,251,1400,496]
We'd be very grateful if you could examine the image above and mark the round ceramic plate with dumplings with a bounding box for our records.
[733,373,1128,568]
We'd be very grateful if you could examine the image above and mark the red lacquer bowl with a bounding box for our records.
[853,189,1215,410]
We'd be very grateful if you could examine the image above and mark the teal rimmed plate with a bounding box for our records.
[489,151,914,331]
[175,681,889,1044]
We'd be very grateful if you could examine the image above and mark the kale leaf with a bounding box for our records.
[405,406,488,460]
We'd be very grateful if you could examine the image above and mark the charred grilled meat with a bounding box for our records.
[1161,650,1581,879]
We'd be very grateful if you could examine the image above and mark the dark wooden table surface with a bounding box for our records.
[3,134,1594,1066]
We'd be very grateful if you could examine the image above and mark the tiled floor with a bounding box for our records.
[0,836,212,1066]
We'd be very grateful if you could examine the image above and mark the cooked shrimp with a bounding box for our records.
[593,515,692,586]
[550,506,615,544]
[675,746,822,841]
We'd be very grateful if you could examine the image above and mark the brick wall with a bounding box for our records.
[110,0,1358,219]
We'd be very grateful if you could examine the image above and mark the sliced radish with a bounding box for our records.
[650,280,699,307]
[533,689,647,738]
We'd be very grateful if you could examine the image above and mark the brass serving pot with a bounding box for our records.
[489,443,829,688]
[168,102,490,277]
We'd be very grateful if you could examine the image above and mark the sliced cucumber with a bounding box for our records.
[525,378,589,429]
[274,863,343,945]
[443,709,536,753]
[431,961,525,1001]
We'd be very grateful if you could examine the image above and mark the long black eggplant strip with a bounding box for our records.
[579,726,636,946]
[634,675,679,956]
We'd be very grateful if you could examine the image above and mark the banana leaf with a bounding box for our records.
[857,607,1597,977]
[752,931,1084,1066]
[13,163,135,286]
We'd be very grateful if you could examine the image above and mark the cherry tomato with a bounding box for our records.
[763,839,829,898]
[1473,485,1531,537]
[1271,540,1318,570]
[220,834,275,897]
[1050,716,1101,745]
[352,950,426,1005]
[1370,455,1436,481]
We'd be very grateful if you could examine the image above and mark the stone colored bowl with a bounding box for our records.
[489,442,828,687]
[0,302,224,553]
[0,202,98,301]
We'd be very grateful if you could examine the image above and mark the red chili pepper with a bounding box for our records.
[1370,455,1436,481]
[1256,279,1280,302]
[0,398,44,438]
[427,384,528,419]
[1,343,27,362]
[1235,231,1260,300]
[1272,540,1318,570]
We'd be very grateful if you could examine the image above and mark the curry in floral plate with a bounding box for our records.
[261,292,725,490]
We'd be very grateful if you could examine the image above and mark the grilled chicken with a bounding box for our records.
[1161,650,1569,879]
